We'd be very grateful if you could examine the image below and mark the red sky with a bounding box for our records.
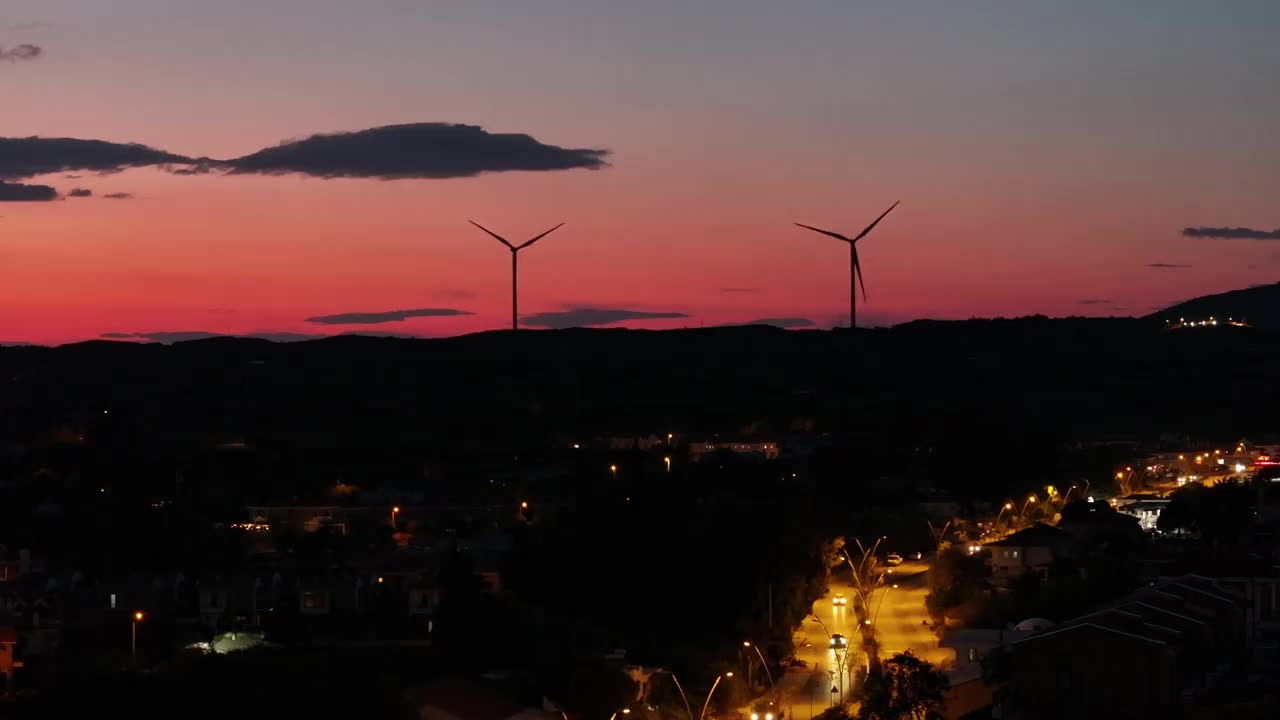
[3,1,1279,344]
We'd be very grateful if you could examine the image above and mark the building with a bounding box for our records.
[998,576,1249,719]
[1114,495,1171,531]
[986,524,1073,584]
[688,441,779,462]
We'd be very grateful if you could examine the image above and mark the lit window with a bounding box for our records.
[1012,551,1019,558]
[302,591,328,610]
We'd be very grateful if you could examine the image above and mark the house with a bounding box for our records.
[1114,495,1171,531]
[986,524,1072,584]
[999,576,1248,719]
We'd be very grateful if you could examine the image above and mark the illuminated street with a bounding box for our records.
[869,560,954,667]
[775,579,864,720]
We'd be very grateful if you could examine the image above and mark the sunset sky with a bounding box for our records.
[3,0,1279,344]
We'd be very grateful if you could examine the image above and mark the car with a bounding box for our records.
[829,633,848,649]
[832,593,847,606]
[885,553,903,566]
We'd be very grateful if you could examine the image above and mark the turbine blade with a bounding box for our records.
[853,247,868,302]
[851,201,900,243]
[517,222,566,250]
[794,222,852,243]
[468,220,513,249]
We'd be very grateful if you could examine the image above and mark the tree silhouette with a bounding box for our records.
[854,651,947,720]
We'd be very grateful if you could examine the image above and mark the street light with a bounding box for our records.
[1020,494,1037,521]
[609,464,618,479]
[609,709,632,720]
[870,584,899,632]
[699,673,733,720]
[653,669,694,720]
[1062,484,1079,503]
[742,640,776,693]
[131,610,144,663]
[520,500,529,510]
[995,502,1014,527]
[664,456,672,473]
[391,506,400,530]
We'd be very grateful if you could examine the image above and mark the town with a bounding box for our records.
[3,351,1279,720]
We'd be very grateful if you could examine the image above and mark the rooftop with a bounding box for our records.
[988,523,1072,547]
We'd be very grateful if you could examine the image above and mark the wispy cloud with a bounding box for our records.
[0,44,41,62]
[521,308,689,329]
[433,288,478,300]
[305,308,472,325]
[1182,226,1280,240]
[102,192,133,199]
[8,22,53,32]
[0,182,57,201]
[1078,299,1112,305]
[736,317,817,328]
[1148,262,1192,269]
[719,287,759,294]
[67,188,92,198]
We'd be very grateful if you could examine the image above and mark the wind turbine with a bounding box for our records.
[468,220,565,330]
[794,201,899,329]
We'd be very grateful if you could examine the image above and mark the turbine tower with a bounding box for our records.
[794,201,899,329]
[468,220,565,330]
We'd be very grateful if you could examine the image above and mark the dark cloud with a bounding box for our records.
[719,287,760,294]
[305,308,473,325]
[0,182,57,201]
[67,188,92,198]
[1182,226,1280,240]
[0,44,41,62]
[0,136,194,180]
[740,317,817,329]
[1078,299,1112,305]
[222,123,609,179]
[100,332,134,339]
[521,308,689,329]
[102,192,134,199]
[1148,262,1192,269]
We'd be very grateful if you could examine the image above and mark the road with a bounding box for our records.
[770,575,870,720]
[867,560,953,667]
[773,559,953,719]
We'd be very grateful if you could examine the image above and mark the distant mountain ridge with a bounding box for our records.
[1147,282,1280,329]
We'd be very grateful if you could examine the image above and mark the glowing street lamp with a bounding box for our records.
[1020,494,1037,520]
[609,464,618,479]
[391,506,400,530]
[520,500,529,510]
[742,640,776,692]
[664,456,672,473]
[699,673,733,720]
[995,502,1014,526]
[131,610,144,663]
[609,709,632,720]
